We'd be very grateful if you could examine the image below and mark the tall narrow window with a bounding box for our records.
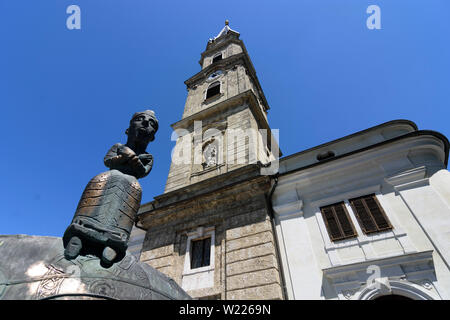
[206,82,220,99]
[190,237,211,269]
[212,53,222,64]
[321,202,358,241]
[349,194,392,234]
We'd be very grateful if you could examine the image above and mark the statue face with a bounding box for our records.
[127,112,158,143]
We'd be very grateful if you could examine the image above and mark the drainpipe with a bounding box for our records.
[265,173,289,300]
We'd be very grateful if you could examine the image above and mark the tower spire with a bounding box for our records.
[211,20,239,42]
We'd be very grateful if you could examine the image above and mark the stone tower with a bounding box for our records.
[165,20,279,192]
[137,22,284,300]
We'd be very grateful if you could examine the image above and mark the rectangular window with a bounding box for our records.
[212,54,222,64]
[190,237,211,269]
[206,82,220,99]
[321,202,358,241]
[349,194,393,235]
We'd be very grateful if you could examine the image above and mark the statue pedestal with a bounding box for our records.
[0,235,191,300]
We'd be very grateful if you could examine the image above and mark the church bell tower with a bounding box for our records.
[137,22,284,300]
[165,20,279,193]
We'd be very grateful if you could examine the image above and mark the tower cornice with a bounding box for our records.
[172,90,266,130]
[171,89,282,156]
[186,51,270,112]
[137,163,271,229]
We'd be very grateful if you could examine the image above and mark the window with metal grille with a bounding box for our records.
[320,202,358,241]
[206,82,220,99]
[349,194,393,235]
[190,237,211,269]
[212,53,222,64]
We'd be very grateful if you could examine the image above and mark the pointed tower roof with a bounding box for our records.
[194,20,271,114]
[206,20,240,50]
[210,20,240,41]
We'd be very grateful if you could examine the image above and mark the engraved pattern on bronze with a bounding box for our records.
[63,110,158,267]
[0,235,191,300]
[90,280,116,297]
[35,265,66,300]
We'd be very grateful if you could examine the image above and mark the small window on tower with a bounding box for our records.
[190,237,211,269]
[212,53,222,64]
[206,81,221,99]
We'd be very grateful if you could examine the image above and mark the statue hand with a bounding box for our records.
[118,145,136,159]
[129,155,143,167]
[138,154,153,164]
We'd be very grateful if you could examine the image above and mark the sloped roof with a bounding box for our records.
[209,20,240,42]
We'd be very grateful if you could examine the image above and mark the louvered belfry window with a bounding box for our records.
[320,202,358,241]
[190,237,211,269]
[349,194,393,234]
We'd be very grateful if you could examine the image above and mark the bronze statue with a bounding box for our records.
[63,110,158,267]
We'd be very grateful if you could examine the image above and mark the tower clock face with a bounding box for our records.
[208,70,223,81]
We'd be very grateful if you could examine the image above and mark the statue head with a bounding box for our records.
[125,110,159,145]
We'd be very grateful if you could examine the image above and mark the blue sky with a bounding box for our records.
[0,0,449,237]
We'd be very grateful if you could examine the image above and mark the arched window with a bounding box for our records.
[206,81,220,99]
[212,53,222,64]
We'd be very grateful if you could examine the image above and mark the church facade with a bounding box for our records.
[135,23,450,300]
[272,120,450,300]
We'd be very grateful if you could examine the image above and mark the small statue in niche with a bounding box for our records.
[63,110,158,267]
[202,140,218,169]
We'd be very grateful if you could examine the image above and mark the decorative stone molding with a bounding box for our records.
[342,289,357,300]
[357,279,438,300]
[374,277,392,295]
[421,279,433,290]
[323,251,441,300]
[385,166,429,192]
[272,200,303,221]
[309,185,380,209]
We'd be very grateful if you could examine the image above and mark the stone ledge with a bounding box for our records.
[187,286,223,300]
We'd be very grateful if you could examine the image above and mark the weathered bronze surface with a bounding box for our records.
[63,110,158,267]
[0,235,191,300]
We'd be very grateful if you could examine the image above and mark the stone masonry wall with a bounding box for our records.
[140,184,283,300]
[165,104,263,193]
[225,213,283,299]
